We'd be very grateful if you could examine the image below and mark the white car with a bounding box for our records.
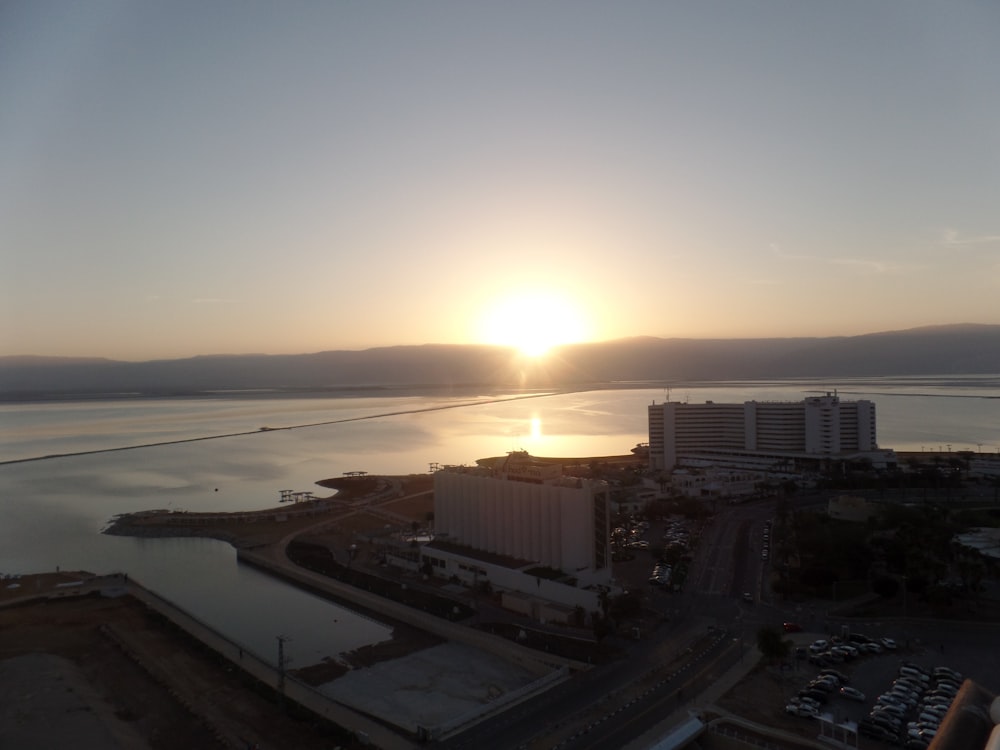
[880,637,898,650]
[809,639,829,653]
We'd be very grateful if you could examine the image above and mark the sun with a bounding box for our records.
[479,291,589,357]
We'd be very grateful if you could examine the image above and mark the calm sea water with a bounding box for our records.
[1,378,998,666]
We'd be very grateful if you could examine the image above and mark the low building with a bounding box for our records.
[670,467,759,499]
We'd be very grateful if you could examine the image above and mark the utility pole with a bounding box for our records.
[277,635,291,711]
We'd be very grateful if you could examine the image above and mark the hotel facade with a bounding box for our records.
[417,453,614,614]
[647,393,882,472]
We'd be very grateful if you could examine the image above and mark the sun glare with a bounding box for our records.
[479,291,589,357]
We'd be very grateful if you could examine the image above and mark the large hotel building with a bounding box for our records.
[404,452,614,615]
[433,460,610,578]
[647,393,882,472]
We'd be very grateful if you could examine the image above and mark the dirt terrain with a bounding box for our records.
[0,592,360,749]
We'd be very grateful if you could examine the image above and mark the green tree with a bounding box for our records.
[872,575,900,599]
[756,626,791,663]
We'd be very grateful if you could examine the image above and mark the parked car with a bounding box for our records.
[892,693,919,708]
[881,637,898,649]
[808,677,837,693]
[900,666,930,683]
[799,688,829,704]
[877,695,907,709]
[933,667,963,682]
[869,712,902,732]
[786,703,818,717]
[923,696,952,709]
[875,702,906,718]
[894,678,924,694]
[934,678,961,692]
[840,686,866,701]
[902,661,929,675]
[858,720,896,742]
[820,668,849,684]
[924,685,958,700]
[832,645,856,660]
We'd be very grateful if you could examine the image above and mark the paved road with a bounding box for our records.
[436,622,735,750]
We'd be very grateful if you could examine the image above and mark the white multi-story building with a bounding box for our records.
[420,453,614,614]
[648,393,882,472]
[433,453,611,579]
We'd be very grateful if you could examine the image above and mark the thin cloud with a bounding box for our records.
[769,243,813,261]
[941,229,1000,246]
[769,243,897,274]
[829,257,896,274]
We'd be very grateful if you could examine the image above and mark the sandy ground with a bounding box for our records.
[0,592,360,749]
[0,652,148,750]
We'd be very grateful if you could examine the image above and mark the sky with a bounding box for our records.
[1,1,998,361]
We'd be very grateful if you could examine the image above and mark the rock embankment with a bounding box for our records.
[102,499,340,548]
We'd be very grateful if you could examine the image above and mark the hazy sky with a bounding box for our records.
[2,1,998,360]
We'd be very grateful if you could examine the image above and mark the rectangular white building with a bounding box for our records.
[648,393,879,471]
[433,453,611,582]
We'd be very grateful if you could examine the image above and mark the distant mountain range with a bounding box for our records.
[2,324,999,400]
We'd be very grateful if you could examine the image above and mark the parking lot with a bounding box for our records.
[718,625,1000,748]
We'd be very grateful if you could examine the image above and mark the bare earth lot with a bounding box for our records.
[0,591,359,749]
